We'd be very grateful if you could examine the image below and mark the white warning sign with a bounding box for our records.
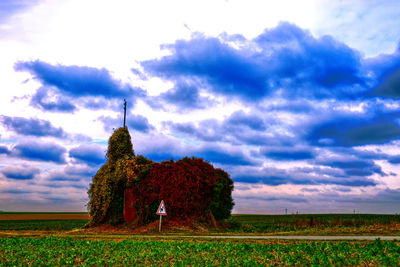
[156,200,167,216]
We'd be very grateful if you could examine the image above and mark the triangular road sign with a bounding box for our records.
[156,200,167,215]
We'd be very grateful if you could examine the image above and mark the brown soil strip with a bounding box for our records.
[0,214,90,220]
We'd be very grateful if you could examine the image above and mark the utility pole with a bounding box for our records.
[123,99,127,128]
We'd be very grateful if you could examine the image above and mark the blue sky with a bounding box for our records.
[1,0,400,213]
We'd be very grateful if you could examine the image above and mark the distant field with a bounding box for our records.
[225,214,400,235]
[1,213,400,234]
[0,212,89,230]
[0,220,89,231]
[0,212,88,215]
[0,213,89,220]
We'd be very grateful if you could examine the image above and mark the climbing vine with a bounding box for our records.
[87,127,234,227]
[87,127,134,226]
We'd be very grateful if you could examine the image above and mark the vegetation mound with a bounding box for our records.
[87,127,234,227]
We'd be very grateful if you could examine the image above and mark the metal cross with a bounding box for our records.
[123,99,127,128]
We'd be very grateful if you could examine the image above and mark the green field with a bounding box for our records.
[0,236,399,266]
[1,213,399,265]
[0,220,88,231]
[1,213,400,235]
[224,214,400,235]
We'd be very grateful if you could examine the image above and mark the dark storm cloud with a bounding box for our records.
[127,114,154,133]
[157,80,213,110]
[387,155,400,164]
[234,174,312,186]
[0,145,10,154]
[236,195,308,203]
[0,115,66,138]
[40,164,95,183]
[366,43,400,98]
[64,164,97,177]
[0,165,40,180]
[30,87,76,112]
[191,145,257,166]
[317,156,386,177]
[308,111,400,146]
[142,34,268,101]
[374,68,400,98]
[165,119,223,142]
[226,110,267,131]
[164,109,293,146]
[232,165,377,187]
[142,22,366,102]
[137,135,257,166]
[69,144,105,166]
[13,141,67,164]
[330,147,389,161]
[15,60,146,114]
[15,60,144,98]
[255,22,364,90]
[260,147,315,161]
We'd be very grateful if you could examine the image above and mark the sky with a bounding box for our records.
[1,0,400,214]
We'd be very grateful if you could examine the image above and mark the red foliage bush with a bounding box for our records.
[124,157,234,226]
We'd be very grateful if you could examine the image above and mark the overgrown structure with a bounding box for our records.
[87,127,234,227]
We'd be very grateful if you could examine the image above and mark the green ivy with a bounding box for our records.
[87,127,134,226]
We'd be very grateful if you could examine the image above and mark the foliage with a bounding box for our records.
[1,236,400,265]
[209,169,235,220]
[106,127,135,163]
[87,127,134,226]
[124,157,234,225]
[88,127,234,227]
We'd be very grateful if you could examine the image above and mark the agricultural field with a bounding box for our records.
[0,212,399,265]
[0,212,89,231]
[224,214,400,235]
[1,212,400,235]
[1,236,399,265]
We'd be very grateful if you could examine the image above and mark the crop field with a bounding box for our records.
[0,236,399,266]
[0,212,89,231]
[1,212,400,235]
[0,213,399,265]
[225,214,400,235]
[0,220,89,231]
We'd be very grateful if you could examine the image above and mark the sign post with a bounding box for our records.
[156,200,167,232]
